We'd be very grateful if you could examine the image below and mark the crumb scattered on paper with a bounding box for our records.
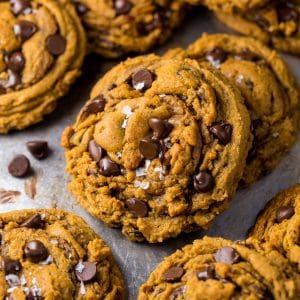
[0,189,21,204]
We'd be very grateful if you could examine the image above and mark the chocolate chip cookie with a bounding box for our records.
[0,208,125,299]
[0,0,86,133]
[249,184,300,271]
[61,55,251,243]
[138,236,300,299]
[209,0,300,56]
[72,0,186,58]
[165,34,299,185]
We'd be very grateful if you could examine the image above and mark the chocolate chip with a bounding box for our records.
[46,34,66,56]
[197,265,215,280]
[24,240,48,263]
[8,154,30,178]
[277,2,299,22]
[170,286,186,300]
[205,48,227,66]
[4,69,22,88]
[10,0,31,15]
[75,261,97,283]
[125,198,148,217]
[214,246,241,264]
[148,118,173,140]
[276,205,294,223]
[235,48,259,61]
[163,266,185,283]
[132,69,154,91]
[139,137,161,159]
[21,214,45,229]
[139,12,164,35]
[99,156,121,176]
[82,95,106,117]
[210,123,232,145]
[193,171,214,193]
[14,20,37,42]
[5,51,25,73]
[88,140,105,162]
[75,2,89,15]
[2,257,22,274]
[114,0,132,15]
[26,141,49,159]
[0,85,6,95]
[26,290,42,300]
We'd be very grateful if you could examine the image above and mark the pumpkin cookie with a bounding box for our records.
[0,208,125,299]
[249,184,300,272]
[61,55,251,243]
[138,236,300,299]
[72,0,186,58]
[0,0,86,133]
[165,34,299,185]
[209,0,300,56]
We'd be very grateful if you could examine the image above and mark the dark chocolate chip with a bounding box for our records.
[8,154,30,178]
[26,290,42,300]
[75,261,97,283]
[163,266,185,283]
[26,140,49,159]
[4,69,22,88]
[139,137,161,159]
[24,240,48,263]
[276,205,295,223]
[132,69,154,91]
[114,0,132,15]
[235,48,259,61]
[14,20,37,42]
[21,214,45,229]
[82,95,106,116]
[88,140,105,162]
[209,123,232,145]
[214,246,241,264]
[5,51,25,73]
[205,47,227,66]
[2,257,22,274]
[170,286,186,300]
[99,156,121,176]
[139,12,164,34]
[197,265,215,280]
[277,2,299,22]
[148,118,173,140]
[10,0,31,15]
[75,2,89,15]
[193,171,214,193]
[46,34,66,56]
[125,198,148,217]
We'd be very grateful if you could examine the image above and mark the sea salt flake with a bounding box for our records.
[122,119,128,129]
[133,82,145,91]
[7,287,17,293]
[136,167,147,177]
[20,275,27,286]
[116,151,122,159]
[80,281,86,295]
[272,132,279,138]
[6,274,20,287]
[50,239,58,245]
[134,181,149,190]
[122,106,133,117]
[236,74,245,84]
[76,262,85,273]
[40,255,53,265]
[164,137,172,149]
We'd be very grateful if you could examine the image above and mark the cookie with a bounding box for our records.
[72,0,186,58]
[165,33,299,185]
[210,0,300,56]
[0,208,125,299]
[138,236,300,299]
[61,54,251,243]
[249,184,300,271]
[0,0,86,133]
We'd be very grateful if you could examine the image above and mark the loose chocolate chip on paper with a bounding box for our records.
[197,265,215,280]
[99,156,121,176]
[139,137,161,160]
[193,171,214,193]
[5,51,25,73]
[24,240,48,263]
[210,123,232,145]
[2,257,22,275]
[276,205,294,223]
[149,118,173,140]
[46,34,66,56]
[89,140,105,162]
[10,0,31,16]
[75,261,97,282]
[125,198,148,217]
[8,154,30,178]
[132,69,154,91]
[26,140,49,159]
[14,20,37,42]
[21,214,45,229]
[114,0,132,15]
[214,246,241,264]
[163,266,185,283]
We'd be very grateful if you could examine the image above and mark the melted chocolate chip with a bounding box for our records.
[148,118,173,140]
[114,0,132,15]
[210,123,232,145]
[10,0,31,15]
[21,214,45,229]
[75,261,97,283]
[99,156,121,176]
[14,20,37,42]
[88,140,105,162]
[193,171,214,193]
[163,266,185,283]
[197,265,215,280]
[26,140,49,159]
[276,205,295,223]
[205,47,227,66]
[46,34,66,56]
[139,137,161,159]
[75,2,89,15]
[8,154,30,178]
[2,257,22,274]
[132,69,154,91]
[214,246,241,264]
[82,95,106,116]
[125,198,148,217]
[24,240,48,263]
